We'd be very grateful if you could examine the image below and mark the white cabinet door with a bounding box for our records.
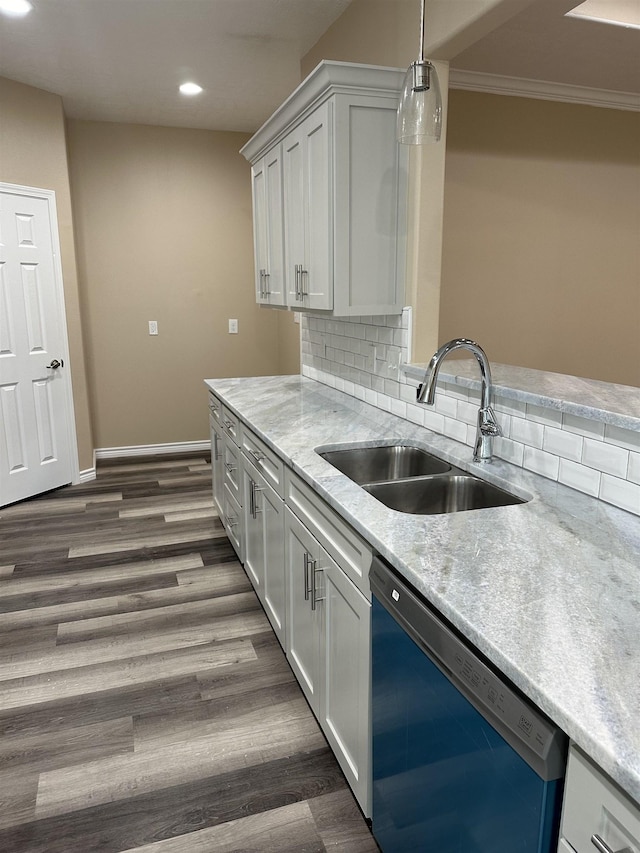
[251,149,285,307]
[282,102,332,311]
[209,413,225,519]
[282,126,306,307]
[243,461,264,594]
[285,507,322,713]
[302,102,332,311]
[322,556,371,816]
[244,458,286,647]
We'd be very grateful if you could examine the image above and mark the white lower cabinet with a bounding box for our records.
[559,745,640,853]
[243,457,286,647]
[208,399,373,818]
[284,504,372,817]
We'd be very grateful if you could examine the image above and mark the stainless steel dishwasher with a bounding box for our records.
[370,556,567,853]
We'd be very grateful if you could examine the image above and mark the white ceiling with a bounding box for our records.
[0,0,352,133]
[0,0,638,135]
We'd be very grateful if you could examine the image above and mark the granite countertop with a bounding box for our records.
[205,374,640,806]
[403,360,640,432]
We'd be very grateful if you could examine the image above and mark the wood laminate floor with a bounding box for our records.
[0,453,379,852]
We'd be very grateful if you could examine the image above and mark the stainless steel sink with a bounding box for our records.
[364,475,525,515]
[319,444,451,484]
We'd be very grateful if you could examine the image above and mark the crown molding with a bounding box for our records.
[449,69,640,112]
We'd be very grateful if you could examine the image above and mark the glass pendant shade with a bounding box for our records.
[397,59,442,145]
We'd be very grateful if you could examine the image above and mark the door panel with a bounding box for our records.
[304,102,332,310]
[0,187,75,506]
[285,507,321,712]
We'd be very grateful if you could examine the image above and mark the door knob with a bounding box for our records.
[46,359,63,370]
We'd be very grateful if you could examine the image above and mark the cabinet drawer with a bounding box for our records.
[223,439,242,504]
[241,425,285,498]
[558,839,576,853]
[285,468,372,599]
[561,745,639,853]
[222,483,244,563]
[208,392,222,424]
[221,405,241,446]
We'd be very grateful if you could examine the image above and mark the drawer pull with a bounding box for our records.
[591,835,634,853]
[249,448,265,464]
[224,462,237,474]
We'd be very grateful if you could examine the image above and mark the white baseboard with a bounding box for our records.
[94,440,210,460]
[79,467,97,483]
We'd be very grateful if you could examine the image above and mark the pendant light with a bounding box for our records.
[397,0,442,144]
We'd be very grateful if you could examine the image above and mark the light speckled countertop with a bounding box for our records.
[205,374,640,805]
[403,361,640,431]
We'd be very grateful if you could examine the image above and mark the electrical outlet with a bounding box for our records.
[148,321,158,335]
[228,319,238,334]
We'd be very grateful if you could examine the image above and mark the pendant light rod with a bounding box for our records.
[418,0,425,62]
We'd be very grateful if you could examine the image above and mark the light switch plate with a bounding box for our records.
[228,319,238,334]
[148,321,158,335]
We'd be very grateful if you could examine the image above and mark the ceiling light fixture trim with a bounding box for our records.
[0,0,32,17]
[179,82,203,96]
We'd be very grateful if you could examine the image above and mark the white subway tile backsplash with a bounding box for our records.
[523,446,560,480]
[494,436,525,467]
[600,475,640,515]
[444,416,468,444]
[582,438,629,478]
[511,417,545,449]
[605,424,640,451]
[405,403,425,427]
[457,400,479,426]
[390,398,407,419]
[563,412,605,439]
[494,396,526,417]
[423,408,445,434]
[543,426,583,462]
[525,403,563,427]
[559,459,601,497]
[434,392,458,418]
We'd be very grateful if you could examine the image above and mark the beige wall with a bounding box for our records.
[66,120,288,449]
[0,77,94,472]
[440,91,640,386]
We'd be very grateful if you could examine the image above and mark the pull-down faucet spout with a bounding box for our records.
[417,338,501,462]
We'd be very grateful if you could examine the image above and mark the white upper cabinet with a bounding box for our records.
[241,61,408,316]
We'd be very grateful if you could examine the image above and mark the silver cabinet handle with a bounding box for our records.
[224,462,236,473]
[249,479,263,519]
[294,264,300,300]
[259,269,264,298]
[591,835,634,853]
[249,448,264,464]
[303,552,311,601]
[311,562,323,611]
[300,268,308,298]
[225,513,237,529]
[263,271,270,297]
[212,432,221,461]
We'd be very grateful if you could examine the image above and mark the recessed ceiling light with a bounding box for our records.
[0,0,33,17]
[566,0,640,30]
[179,82,203,96]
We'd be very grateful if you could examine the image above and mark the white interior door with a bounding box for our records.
[0,184,77,507]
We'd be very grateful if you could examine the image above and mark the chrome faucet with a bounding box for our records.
[417,338,502,462]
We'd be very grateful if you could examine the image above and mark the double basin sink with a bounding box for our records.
[318,444,525,515]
